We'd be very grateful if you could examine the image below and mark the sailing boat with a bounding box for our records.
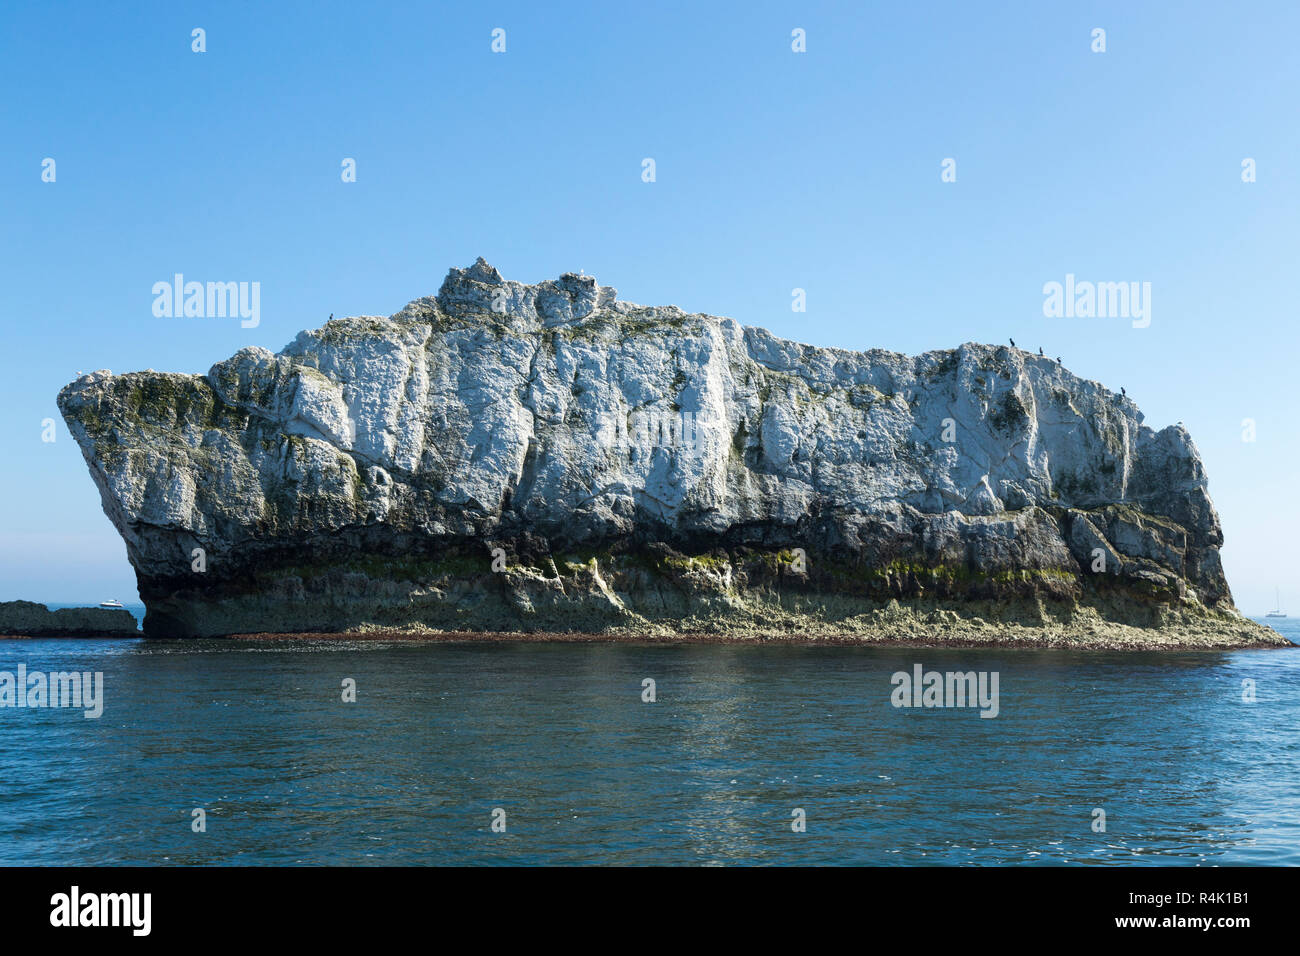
[1265,588,1287,619]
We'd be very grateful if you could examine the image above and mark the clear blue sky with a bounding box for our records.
[1,1,1296,613]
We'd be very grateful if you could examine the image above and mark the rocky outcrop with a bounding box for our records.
[0,601,138,637]
[56,259,1283,646]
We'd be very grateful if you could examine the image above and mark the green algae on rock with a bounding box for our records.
[57,259,1284,647]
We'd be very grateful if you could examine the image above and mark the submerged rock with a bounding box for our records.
[57,260,1282,646]
[0,601,138,637]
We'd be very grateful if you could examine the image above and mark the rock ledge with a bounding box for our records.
[0,601,139,638]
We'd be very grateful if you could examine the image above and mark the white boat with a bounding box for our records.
[1265,588,1287,619]
[99,599,124,609]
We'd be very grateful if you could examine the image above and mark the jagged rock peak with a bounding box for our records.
[410,257,620,329]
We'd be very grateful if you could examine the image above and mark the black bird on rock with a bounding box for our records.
[1009,338,1016,348]
[1121,387,1126,397]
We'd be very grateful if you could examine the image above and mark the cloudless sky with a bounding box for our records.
[1,1,1296,613]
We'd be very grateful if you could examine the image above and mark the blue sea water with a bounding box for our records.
[0,616,1297,865]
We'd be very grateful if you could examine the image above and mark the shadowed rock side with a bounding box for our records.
[58,259,1283,647]
[0,601,138,637]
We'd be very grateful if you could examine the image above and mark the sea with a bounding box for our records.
[1,605,1297,865]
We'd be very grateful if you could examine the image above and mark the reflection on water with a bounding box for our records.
[1,624,1298,865]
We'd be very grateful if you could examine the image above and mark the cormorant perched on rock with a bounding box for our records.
[1038,347,1044,356]
[1121,387,1126,397]
[1056,356,1061,363]
[1009,338,1016,348]
[329,313,333,320]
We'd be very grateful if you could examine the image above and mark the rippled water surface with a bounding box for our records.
[2,619,1298,865]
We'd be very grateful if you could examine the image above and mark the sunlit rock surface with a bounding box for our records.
[57,259,1281,646]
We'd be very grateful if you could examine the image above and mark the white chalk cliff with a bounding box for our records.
[57,260,1278,646]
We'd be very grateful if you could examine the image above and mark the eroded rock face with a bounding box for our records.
[57,259,1261,641]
